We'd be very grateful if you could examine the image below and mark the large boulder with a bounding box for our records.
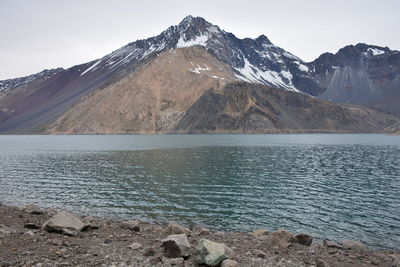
[165,221,190,235]
[161,234,191,258]
[195,238,233,267]
[43,211,87,236]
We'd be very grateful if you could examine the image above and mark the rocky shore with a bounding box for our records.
[0,204,399,267]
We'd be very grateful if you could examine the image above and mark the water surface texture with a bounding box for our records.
[0,134,399,249]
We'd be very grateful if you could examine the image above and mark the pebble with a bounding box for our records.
[129,242,142,250]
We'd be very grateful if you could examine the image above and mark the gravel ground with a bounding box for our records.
[0,203,399,267]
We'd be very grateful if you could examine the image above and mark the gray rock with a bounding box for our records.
[221,259,238,267]
[193,225,210,236]
[294,234,313,246]
[162,234,190,258]
[120,220,140,231]
[129,242,142,250]
[323,240,343,249]
[165,221,190,235]
[342,240,366,251]
[254,249,267,258]
[251,229,269,239]
[25,230,35,237]
[23,204,43,215]
[43,211,87,236]
[264,230,295,248]
[195,238,232,267]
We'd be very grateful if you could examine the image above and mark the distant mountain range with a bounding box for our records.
[0,16,399,134]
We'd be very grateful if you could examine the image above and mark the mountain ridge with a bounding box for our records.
[2,16,399,97]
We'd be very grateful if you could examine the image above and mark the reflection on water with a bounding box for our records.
[0,135,399,249]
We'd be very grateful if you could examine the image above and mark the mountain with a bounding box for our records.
[0,16,399,134]
[310,44,400,108]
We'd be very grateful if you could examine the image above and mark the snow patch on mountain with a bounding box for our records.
[234,58,298,91]
[81,60,102,76]
[283,52,301,61]
[210,75,224,80]
[189,63,210,74]
[177,34,209,48]
[367,48,385,56]
[294,61,310,72]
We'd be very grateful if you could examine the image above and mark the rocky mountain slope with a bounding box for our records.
[0,16,399,134]
[175,82,398,133]
[311,44,400,107]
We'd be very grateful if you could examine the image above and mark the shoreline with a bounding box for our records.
[0,130,396,135]
[1,204,399,267]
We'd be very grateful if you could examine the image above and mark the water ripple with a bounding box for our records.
[0,135,399,249]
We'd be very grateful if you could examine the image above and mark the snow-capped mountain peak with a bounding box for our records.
[0,16,316,93]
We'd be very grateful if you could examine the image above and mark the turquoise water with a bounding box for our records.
[0,134,399,249]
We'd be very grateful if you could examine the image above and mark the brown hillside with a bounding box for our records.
[46,47,237,134]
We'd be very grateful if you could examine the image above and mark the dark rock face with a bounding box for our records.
[175,82,399,133]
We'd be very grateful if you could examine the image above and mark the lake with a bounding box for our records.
[0,134,399,249]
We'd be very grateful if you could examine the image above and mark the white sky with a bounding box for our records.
[0,0,399,79]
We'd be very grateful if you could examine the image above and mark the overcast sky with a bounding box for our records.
[0,0,399,79]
